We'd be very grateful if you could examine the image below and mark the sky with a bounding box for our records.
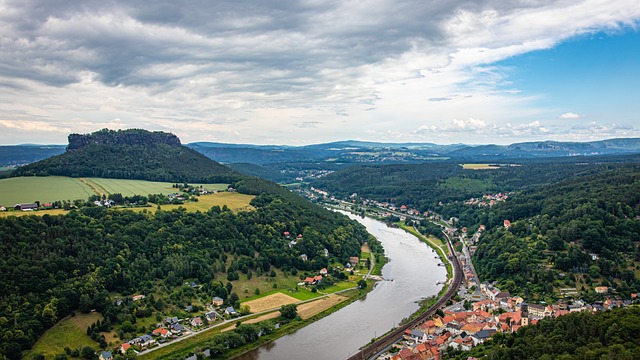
[0,0,639,145]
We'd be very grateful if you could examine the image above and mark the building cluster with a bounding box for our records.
[111,295,238,354]
[379,282,639,360]
[464,193,509,207]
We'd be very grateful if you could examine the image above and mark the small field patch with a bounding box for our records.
[242,292,299,313]
[297,294,347,319]
[460,163,501,170]
[155,192,254,213]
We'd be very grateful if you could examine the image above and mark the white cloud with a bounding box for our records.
[560,112,581,119]
[0,1,639,144]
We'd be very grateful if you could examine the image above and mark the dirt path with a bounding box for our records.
[78,178,108,196]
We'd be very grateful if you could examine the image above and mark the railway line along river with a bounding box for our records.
[236,212,447,360]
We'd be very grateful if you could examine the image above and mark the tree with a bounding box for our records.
[280,304,297,319]
[358,279,367,289]
[81,346,95,359]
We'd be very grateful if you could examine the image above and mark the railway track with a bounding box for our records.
[346,232,462,360]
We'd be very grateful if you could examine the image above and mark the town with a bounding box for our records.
[302,187,640,360]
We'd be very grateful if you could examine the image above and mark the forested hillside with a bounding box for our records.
[470,163,640,300]
[12,129,237,183]
[0,178,376,358]
[454,307,640,360]
[312,155,640,211]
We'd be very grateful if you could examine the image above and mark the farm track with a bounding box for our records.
[78,178,107,196]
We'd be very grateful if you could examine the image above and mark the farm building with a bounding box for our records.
[14,203,38,211]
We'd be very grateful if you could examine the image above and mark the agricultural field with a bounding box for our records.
[460,163,501,170]
[243,293,299,313]
[25,312,102,359]
[153,191,254,213]
[297,294,348,319]
[81,178,228,197]
[0,176,233,210]
[0,176,95,205]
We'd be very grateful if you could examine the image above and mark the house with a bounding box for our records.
[185,305,193,312]
[99,351,113,360]
[503,219,511,229]
[408,329,427,343]
[319,268,328,275]
[152,328,171,338]
[130,334,155,348]
[349,256,359,267]
[14,203,38,211]
[0,206,6,211]
[132,294,145,301]
[205,310,219,321]
[166,316,179,325]
[304,277,316,285]
[595,286,609,294]
[225,306,238,316]
[119,343,131,354]
[300,254,308,261]
[283,231,291,238]
[170,323,184,334]
[191,317,203,327]
[471,329,492,345]
[527,303,547,318]
[212,297,224,306]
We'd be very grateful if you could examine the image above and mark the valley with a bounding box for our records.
[1,130,639,360]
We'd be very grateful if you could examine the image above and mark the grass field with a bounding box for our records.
[25,312,102,359]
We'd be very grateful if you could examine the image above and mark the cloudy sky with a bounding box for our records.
[1,0,639,145]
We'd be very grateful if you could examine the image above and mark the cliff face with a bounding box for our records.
[67,129,181,151]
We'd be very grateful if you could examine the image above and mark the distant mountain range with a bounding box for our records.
[2,137,640,167]
[187,138,640,164]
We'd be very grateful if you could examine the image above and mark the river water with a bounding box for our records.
[236,213,447,360]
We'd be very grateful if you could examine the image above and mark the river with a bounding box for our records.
[236,213,447,360]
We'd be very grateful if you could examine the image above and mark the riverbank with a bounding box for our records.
[139,222,383,359]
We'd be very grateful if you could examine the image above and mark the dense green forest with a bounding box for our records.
[312,155,640,211]
[452,307,640,360]
[469,163,640,300]
[0,178,377,358]
[12,129,237,183]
